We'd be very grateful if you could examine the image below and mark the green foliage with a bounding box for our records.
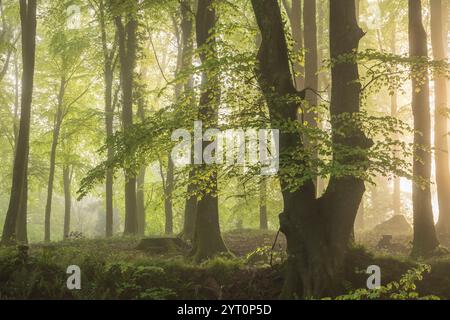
[335,264,439,300]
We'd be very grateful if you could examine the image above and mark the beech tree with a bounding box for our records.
[252,0,369,298]
[430,0,450,236]
[190,0,228,262]
[115,4,139,235]
[1,0,36,244]
[408,0,439,256]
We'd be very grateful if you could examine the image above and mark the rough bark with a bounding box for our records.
[431,0,450,236]
[115,13,138,235]
[2,0,36,244]
[190,0,228,262]
[409,0,439,256]
[252,0,367,298]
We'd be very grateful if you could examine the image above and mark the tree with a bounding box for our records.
[431,0,450,236]
[91,0,119,237]
[408,0,439,256]
[282,0,304,90]
[190,0,228,262]
[62,164,72,238]
[252,0,369,298]
[1,0,36,244]
[115,6,138,235]
[178,0,197,242]
[259,177,268,230]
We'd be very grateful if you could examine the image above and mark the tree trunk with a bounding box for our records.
[44,77,64,242]
[63,165,72,239]
[259,177,268,230]
[409,0,439,256]
[303,0,319,192]
[390,22,402,216]
[116,14,138,235]
[136,166,146,236]
[284,0,304,90]
[98,0,116,238]
[431,0,450,236]
[15,157,28,243]
[164,158,174,235]
[252,0,367,298]
[178,0,198,242]
[2,0,36,244]
[136,92,146,236]
[190,0,228,262]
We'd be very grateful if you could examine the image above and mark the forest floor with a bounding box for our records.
[1,229,450,300]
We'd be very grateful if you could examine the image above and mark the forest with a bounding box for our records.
[0,0,449,301]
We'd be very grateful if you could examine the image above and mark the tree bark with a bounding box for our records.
[136,166,146,236]
[44,76,65,242]
[136,90,146,236]
[303,0,319,193]
[259,177,268,230]
[190,0,228,262]
[409,0,439,256]
[15,155,28,243]
[164,158,174,235]
[178,0,198,242]
[2,0,36,244]
[252,0,367,298]
[390,21,402,216]
[63,165,72,239]
[284,0,304,90]
[431,0,450,236]
[98,0,116,238]
[115,13,138,235]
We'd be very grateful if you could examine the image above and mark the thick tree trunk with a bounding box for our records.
[116,14,138,235]
[252,0,367,298]
[2,0,36,244]
[190,0,228,262]
[431,0,450,236]
[63,165,72,239]
[259,177,268,230]
[409,0,439,256]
